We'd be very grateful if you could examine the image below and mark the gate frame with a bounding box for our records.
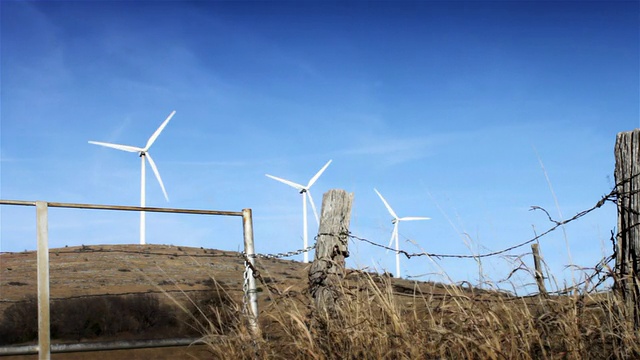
[0,199,259,359]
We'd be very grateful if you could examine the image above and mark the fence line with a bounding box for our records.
[243,181,627,265]
[0,246,242,257]
[0,199,258,358]
[346,187,617,260]
[0,199,243,216]
[0,182,623,355]
[237,184,621,300]
[0,338,206,356]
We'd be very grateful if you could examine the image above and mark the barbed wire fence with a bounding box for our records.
[240,185,624,301]
[2,185,623,320]
[22,183,617,302]
[4,170,638,358]
[0,184,628,359]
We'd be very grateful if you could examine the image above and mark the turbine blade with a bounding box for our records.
[307,191,320,224]
[386,222,398,253]
[265,174,305,191]
[374,188,399,220]
[88,141,142,153]
[145,153,169,202]
[145,110,176,151]
[307,159,332,188]
[398,216,431,221]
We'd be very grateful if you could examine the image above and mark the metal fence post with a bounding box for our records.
[0,199,249,355]
[242,208,260,338]
[36,201,50,360]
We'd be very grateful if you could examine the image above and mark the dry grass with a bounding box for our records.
[2,245,639,359]
[198,270,640,360]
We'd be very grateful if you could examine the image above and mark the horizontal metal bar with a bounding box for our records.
[0,199,35,206]
[0,337,205,356]
[0,199,243,216]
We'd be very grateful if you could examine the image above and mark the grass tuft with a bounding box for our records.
[197,268,640,359]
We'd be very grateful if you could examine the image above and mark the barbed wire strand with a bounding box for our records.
[348,187,618,260]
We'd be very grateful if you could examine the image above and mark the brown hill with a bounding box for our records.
[0,244,455,359]
[0,244,460,313]
[4,244,625,359]
[2,244,306,314]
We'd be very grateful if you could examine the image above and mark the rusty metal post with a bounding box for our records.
[36,201,50,360]
[242,208,260,338]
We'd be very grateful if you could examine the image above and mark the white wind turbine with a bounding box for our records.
[266,160,332,263]
[89,110,176,245]
[374,188,430,278]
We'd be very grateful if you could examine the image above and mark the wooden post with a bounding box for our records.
[308,189,354,321]
[531,243,548,297]
[614,129,640,328]
[35,201,50,360]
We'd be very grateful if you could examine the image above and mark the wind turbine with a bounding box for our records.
[374,188,430,278]
[266,160,332,263]
[89,110,176,245]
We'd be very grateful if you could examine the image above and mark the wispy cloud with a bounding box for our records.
[335,134,450,166]
[0,151,16,163]
[165,160,247,167]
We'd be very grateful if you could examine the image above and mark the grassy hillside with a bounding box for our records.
[1,244,638,359]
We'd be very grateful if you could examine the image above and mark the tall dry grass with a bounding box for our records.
[196,269,640,359]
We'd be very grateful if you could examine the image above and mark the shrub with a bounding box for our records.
[178,280,240,336]
[126,293,177,333]
[0,296,38,345]
[0,293,180,344]
[51,296,111,339]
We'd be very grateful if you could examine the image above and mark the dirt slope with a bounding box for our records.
[0,244,462,359]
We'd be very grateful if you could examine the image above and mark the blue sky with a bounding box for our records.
[1,1,638,293]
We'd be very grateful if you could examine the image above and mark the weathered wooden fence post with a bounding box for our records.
[614,129,640,328]
[308,189,354,322]
[531,243,548,297]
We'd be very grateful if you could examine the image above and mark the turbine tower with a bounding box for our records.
[374,188,430,278]
[266,160,332,263]
[89,110,175,245]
